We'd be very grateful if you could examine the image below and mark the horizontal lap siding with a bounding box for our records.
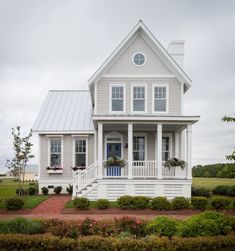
[96,78,182,115]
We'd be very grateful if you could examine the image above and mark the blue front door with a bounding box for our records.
[106,143,122,176]
[107,143,122,159]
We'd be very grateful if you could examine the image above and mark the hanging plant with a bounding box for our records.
[164,158,186,169]
[104,155,126,168]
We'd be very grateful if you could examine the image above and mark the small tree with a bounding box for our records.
[222,116,235,162]
[5,127,34,195]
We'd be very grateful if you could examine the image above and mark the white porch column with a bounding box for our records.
[186,124,192,179]
[98,122,103,179]
[157,123,162,179]
[128,123,133,179]
[175,131,180,159]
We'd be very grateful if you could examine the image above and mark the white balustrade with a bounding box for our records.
[162,165,187,179]
[132,161,158,177]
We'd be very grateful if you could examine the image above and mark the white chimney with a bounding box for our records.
[167,40,185,68]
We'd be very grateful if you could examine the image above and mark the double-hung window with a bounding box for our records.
[154,85,168,112]
[162,136,171,161]
[50,139,62,167]
[133,136,145,161]
[75,139,87,167]
[133,86,145,112]
[111,85,124,112]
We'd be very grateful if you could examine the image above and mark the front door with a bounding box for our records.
[106,143,122,159]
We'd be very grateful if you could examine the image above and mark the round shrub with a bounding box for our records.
[177,216,219,237]
[192,186,211,198]
[41,186,49,195]
[171,197,190,210]
[16,188,28,196]
[53,186,62,195]
[96,199,109,210]
[5,198,24,210]
[191,196,209,210]
[74,197,90,210]
[28,186,37,195]
[149,197,171,210]
[117,195,134,209]
[213,185,235,197]
[146,216,178,237]
[132,196,150,209]
[66,185,73,195]
[211,197,230,209]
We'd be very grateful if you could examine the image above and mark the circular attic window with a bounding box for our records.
[133,52,146,66]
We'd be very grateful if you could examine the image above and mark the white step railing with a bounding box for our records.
[132,161,158,177]
[72,162,98,197]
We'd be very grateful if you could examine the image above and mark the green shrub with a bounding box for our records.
[28,186,37,195]
[16,188,28,196]
[132,196,150,209]
[146,216,178,237]
[149,197,171,210]
[53,186,62,195]
[96,199,109,209]
[0,217,43,234]
[66,184,73,195]
[191,196,209,209]
[41,186,49,195]
[192,186,211,198]
[171,197,190,210]
[213,185,235,197]
[5,198,24,210]
[74,197,90,210]
[29,182,35,186]
[117,195,134,209]
[211,197,230,209]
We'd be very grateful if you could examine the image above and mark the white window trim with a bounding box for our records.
[152,84,169,114]
[162,133,172,160]
[47,136,63,168]
[73,136,89,168]
[133,133,147,160]
[104,131,123,160]
[132,52,147,67]
[131,84,147,114]
[109,83,126,114]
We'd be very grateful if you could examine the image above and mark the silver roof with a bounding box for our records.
[33,90,94,132]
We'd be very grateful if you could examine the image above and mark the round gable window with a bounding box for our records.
[133,52,146,66]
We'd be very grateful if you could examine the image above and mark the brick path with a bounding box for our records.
[31,195,71,214]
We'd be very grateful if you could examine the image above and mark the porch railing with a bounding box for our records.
[162,165,187,179]
[132,161,158,177]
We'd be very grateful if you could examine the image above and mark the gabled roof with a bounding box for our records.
[33,90,94,133]
[88,20,191,92]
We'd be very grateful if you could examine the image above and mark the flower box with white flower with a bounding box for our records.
[46,166,63,174]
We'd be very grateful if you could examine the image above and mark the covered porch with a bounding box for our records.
[95,121,193,180]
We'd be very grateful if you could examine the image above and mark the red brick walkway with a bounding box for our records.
[31,195,71,214]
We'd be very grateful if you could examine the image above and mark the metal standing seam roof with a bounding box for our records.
[32,90,94,132]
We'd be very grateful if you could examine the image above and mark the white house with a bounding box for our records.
[33,20,199,200]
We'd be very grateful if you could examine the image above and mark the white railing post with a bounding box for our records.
[72,172,77,198]
[98,122,103,179]
[175,131,180,159]
[128,123,133,179]
[187,124,192,179]
[157,124,163,179]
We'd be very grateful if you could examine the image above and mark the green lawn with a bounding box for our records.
[0,178,48,209]
[193,178,235,189]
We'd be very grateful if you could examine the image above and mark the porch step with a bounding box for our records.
[76,181,98,197]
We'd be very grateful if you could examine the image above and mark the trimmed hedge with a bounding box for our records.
[5,198,24,210]
[211,197,231,209]
[117,196,150,209]
[0,234,235,251]
[74,197,90,210]
[213,185,235,197]
[96,199,109,210]
[149,197,171,210]
[191,196,209,210]
[171,197,190,210]
[192,186,211,198]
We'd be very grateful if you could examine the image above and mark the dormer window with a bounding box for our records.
[133,52,146,66]
[110,84,125,113]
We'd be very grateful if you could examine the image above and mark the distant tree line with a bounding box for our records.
[192,163,235,178]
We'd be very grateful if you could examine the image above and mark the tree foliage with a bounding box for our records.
[192,163,235,178]
[5,127,34,195]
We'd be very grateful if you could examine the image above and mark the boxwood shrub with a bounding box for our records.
[5,198,24,210]
[117,195,134,209]
[191,196,209,210]
[73,197,90,210]
[146,216,178,237]
[149,197,171,210]
[192,186,211,198]
[53,186,62,195]
[212,185,235,197]
[41,186,49,195]
[132,196,150,209]
[96,199,109,209]
[211,197,231,209]
[171,197,190,210]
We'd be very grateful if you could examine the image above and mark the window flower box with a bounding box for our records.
[46,166,63,174]
[104,156,125,177]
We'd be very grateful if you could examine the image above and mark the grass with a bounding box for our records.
[193,178,235,189]
[0,178,48,209]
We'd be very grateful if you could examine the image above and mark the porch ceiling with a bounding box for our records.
[103,123,186,132]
